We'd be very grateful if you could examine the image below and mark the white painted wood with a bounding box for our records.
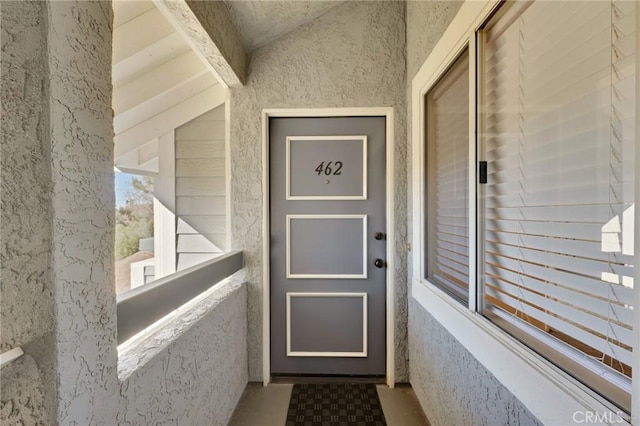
[262,110,271,386]
[114,146,147,171]
[173,105,228,266]
[177,216,226,234]
[114,165,157,178]
[114,51,206,114]
[113,7,175,64]
[113,32,189,87]
[153,131,176,279]
[113,1,155,29]
[137,157,159,174]
[286,293,367,357]
[175,120,225,140]
[176,159,225,177]
[285,214,368,279]
[176,140,225,159]
[176,177,225,196]
[137,139,158,167]
[384,108,395,388]
[177,234,225,253]
[114,72,216,134]
[285,135,368,201]
[633,5,640,423]
[176,196,226,215]
[194,106,225,121]
[0,347,24,368]
[261,108,396,387]
[114,85,225,158]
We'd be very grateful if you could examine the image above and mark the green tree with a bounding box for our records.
[115,176,154,260]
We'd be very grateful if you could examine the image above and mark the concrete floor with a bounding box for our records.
[228,383,430,426]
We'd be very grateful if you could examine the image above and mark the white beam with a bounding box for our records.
[112,6,175,64]
[114,84,225,159]
[137,139,159,166]
[114,165,157,178]
[114,72,216,134]
[113,32,189,87]
[113,0,155,29]
[114,50,206,114]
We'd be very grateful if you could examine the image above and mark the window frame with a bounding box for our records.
[424,47,472,305]
[410,1,639,424]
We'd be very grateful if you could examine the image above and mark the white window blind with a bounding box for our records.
[481,0,636,398]
[426,50,470,303]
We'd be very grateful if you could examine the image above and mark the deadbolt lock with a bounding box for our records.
[374,232,386,241]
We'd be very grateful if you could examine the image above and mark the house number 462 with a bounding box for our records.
[315,161,343,176]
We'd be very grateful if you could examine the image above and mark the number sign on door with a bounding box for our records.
[286,135,367,200]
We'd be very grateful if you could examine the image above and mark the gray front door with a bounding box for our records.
[270,116,386,376]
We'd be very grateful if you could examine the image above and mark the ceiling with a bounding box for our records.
[112,0,224,173]
[223,0,347,51]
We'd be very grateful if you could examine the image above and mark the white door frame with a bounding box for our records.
[262,107,396,387]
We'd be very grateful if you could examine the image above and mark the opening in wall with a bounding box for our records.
[115,171,155,294]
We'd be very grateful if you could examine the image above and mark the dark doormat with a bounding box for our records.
[286,383,387,426]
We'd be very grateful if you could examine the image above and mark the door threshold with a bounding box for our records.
[271,375,385,384]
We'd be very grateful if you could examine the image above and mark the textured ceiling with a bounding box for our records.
[223,1,347,51]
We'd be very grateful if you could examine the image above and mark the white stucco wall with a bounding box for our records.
[229,0,408,382]
[2,1,58,423]
[118,280,247,425]
[47,2,120,422]
[1,2,247,424]
[405,2,540,424]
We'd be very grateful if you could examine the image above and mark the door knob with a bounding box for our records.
[374,258,385,269]
[374,232,385,240]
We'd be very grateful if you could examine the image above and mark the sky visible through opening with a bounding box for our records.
[115,170,134,208]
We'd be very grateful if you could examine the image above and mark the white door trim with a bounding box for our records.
[262,107,396,387]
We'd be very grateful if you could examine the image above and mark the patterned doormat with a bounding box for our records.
[286,383,387,426]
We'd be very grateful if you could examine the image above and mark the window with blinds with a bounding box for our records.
[480,0,635,410]
[426,50,470,303]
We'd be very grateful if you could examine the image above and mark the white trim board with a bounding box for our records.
[286,292,367,357]
[262,107,396,388]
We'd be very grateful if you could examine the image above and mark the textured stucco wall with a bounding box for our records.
[2,2,248,425]
[229,1,408,382]
[156,0,247,86]
[0,0,52,356]
[46,2,120,423]
[1,1,54,423]
[405,2,540,425]
[119,281,248,426]
[409,299,541,426]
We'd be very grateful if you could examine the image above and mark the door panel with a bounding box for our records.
[270,116,386,376]
[287,293,367,356]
